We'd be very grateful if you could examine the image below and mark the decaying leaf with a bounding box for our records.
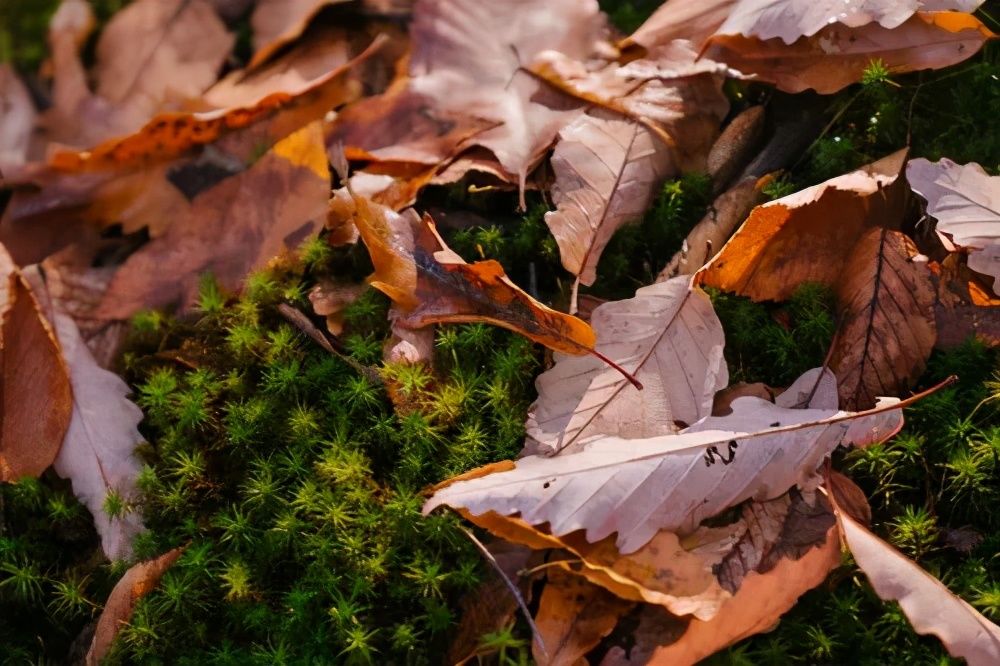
[95,121,330,319]
[533,570,633,666]
[525,277,727,456]
[86,548,184,665]
[0,246,73,482]
[309,278,368,336]
[26,268,145,560]
[832,492,1000,665]
[426,384,903,554]
[908,157,1000,294]
[932,253,1000,348]
[829,228,937,409]
[344,188,597,355]
[697,150,908,302]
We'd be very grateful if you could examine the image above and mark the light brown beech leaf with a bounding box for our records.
[426,386,904,554]
[95,121,330,319]
[908,157,1000,294]
[86,548,184,665]
[831,492,1000,665]
[0,245,73,482]
[545,111,673,287]
[533,570,634,666]
[26,268,145,560]
[696,149,908,302]
[524,277,727,457]
[830,228,937,409]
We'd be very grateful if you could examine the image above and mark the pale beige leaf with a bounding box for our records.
[426,389,903,554]
[26,268,145,560]
[908,157,1000,293]
[525,278,727,456]
[834,503,1000,665]
[545,113,673,285]
[830,228,936,409]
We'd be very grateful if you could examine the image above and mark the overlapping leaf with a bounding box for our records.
[426,387,903,554]
[524,277,727,457]
[908,157,1000,294]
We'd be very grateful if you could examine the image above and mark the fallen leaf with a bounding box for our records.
[204,24,352,108]
[829,228,937,409]
[0,246,73,482]
[831,489,1000,666]
[250,0,350,68]
[95,120,330,319]
[697,149,908,302]
[86,548,184,665]
[426,382,904,554]
[533,570,633,666]
[706,12,994,94]
[908,157,1000,294]
[524,277,727,457]
[93,0,233,129]
[0,65,35,169]
[600,520,841,665]
[25,268,145,560]
[344,188,598,355]
[545,111,673,287]
[932,254,1000,348]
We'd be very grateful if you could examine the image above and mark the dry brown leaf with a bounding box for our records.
[696,150,908,302]
[908,157,1000,294]
[95,121,329,319]
[426,381,904,554]
[250,0,350,68]
[93,0,233,126]
[932,254,1000,348]
[601,522,841,665]
[706,12,993,94]
[831,490,1000,665]
[533,570,634,666]
[0,246,73,482]
[627,0,992,94]
[830,228,937,409]
[545,111,673,287]
[525,277,727,456]
[86,548,184,665]
[0,65,35,169]
[205,25,352,108]
[343,188,598,355]
[2,38,382,264]
[25,268,145,560]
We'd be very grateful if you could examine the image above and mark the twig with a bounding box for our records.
[276,304,382,385]
[457,525,548,661]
